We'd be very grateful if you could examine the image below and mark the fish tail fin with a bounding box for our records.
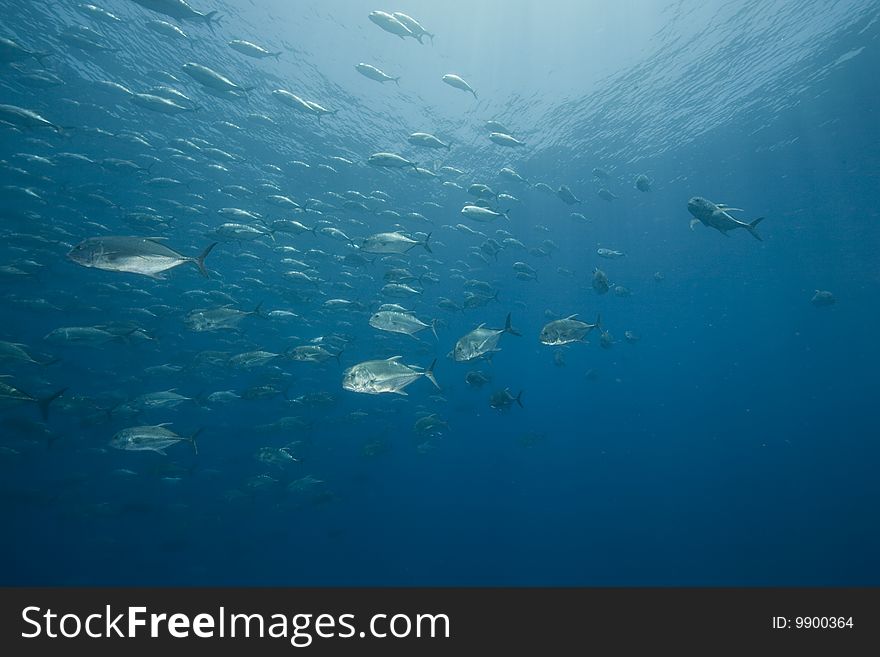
[253,301,266,318]
[393,76,400,86]
[189,428,203,455]
[34,52,51,67]
[516,390,524,408]
[504,312,521,336]
[195,242,217,277]
[431,319,439,341]
[471,89,478,99]
[503,209,511,220]
[423,232,432,253]
[40,356,63,367]
[415,34,424,44]
[428,33,435,45]
[746,217,765,241]
[596,313,602,328]
[273,52,282,61]
[334,348,344,365]
[425,359,441,390]
[38,388,67,421]
[204,11,221,32]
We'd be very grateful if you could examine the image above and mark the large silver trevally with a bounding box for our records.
[184,302,263,332]
[110,423,201,455]
[68,236,217,278]
[451,313,521,362]
[342,357,439,395]
[687,197,765,241]
[360,231,431,254]
[369,309,437,340]
[539,314,601,346]
[128,0,221,30]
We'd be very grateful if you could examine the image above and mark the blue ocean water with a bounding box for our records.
[1,0,878,586]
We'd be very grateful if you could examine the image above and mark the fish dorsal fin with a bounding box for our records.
[565,314,579,320]
[155,422,173,427]
[476,323,486,329]
[387,355,403,362]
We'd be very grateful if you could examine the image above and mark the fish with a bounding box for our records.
[592,269,610,295]
[408,132,451,150]
[67,236,216,278]
[489,132,524,147]
[368,152,417,169]
[0,378,66,420]
[489,388,523,411]
[687,197,765,240]
[461,205,509,222]
[0,104,66,133]
[110,423,200,455]
[355,63,399,85]
[392,12,434,44]
[181,62,250,95]
[0,37,49,65]
[635,174,652,192]
[452,313,521,362]
[597,248,625,258]
[127,0,221,30]
[184,303,264,332]
[598,188,619,201]
[369,310,437,339]
[342,357,440,395]
[361,232,431,254]
[228,39,281,60]
[539,314,601,346]
[368,11,417,40]
[465,370,492,388]
[442,74,477,98]
[557,185,582,204]
[811,290,835,307]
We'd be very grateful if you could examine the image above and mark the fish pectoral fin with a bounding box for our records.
[154,449,167,456]
[393,390,409,396]
[689,219,700,231]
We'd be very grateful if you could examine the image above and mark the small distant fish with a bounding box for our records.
[597,248,625,259]
[489,388,523,411]
[811,290,835,307]
[557,185,582,205]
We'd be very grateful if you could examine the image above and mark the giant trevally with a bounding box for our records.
[687,196,765,241]
[110,423,200,455]
[368,11,417,41]
[451,313,521,362]
[442,74,477,98]
[127,0,221,30]
[360,231,431,254]
[228,39,280,60]
[342,357,439,395]
[355,63,399,85]
[539,314,601,346]
[392,12,434,43]
[182,62,249,95]
[67,236,217,278]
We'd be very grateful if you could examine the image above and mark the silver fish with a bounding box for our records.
[67,236,216,278]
